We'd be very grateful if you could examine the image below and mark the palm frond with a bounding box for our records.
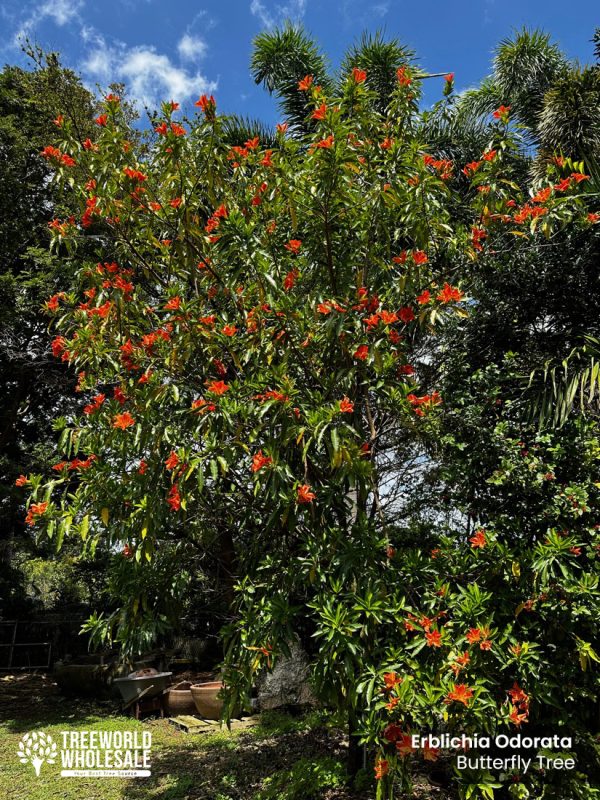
[220,114,277,148]
[250,23,333,131]
[455,77,503,123]
[339,31,415,114]
[537,66,600,168]
[527,336,600,428]
[493,28,568,133]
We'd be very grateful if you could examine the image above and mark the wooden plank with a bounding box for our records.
[168,715,260,733]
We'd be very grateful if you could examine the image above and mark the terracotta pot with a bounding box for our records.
[164,681,197,716]
[190,681,225,719]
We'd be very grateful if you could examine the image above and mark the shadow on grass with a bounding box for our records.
[121,725,351,800]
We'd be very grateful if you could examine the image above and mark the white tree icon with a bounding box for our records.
[17,731,57,776]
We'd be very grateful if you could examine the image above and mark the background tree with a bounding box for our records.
[0,49,102,618]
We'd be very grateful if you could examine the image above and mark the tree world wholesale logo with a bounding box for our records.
[18,730,152,778]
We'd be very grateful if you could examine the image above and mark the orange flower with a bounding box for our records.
[207,380,230,395]
[446,683,473,707]
[374,759,388,780]
[311,103,327,120]
[352,67,367,83]
[469,529,487,548]
[532,187,552,204]
[169,197,183,208]
[195,94,216,116]
[396,66,412,86]
[423,740,440,761]
[15,475,29,487]
[437,283,464,303]
[353,344,369,361]
[164,296,182,310]
[383,671,402,690]
[297,484,316,504]
[298,74,314,91]
[167,484,181,511]
[480,639,492,651]
[396,734,416,757]
[25,502,48,526]
[285,239,302,254]
[252,449,273,473]
[137,460,148,475]
[471,228,487,252]
[192,398,216,413]
[462,160,481,176]
[455,651,470,668]
[383,723,403,742]
[83,393,106,415]
[509,705,528,727]
[165,451,180,470]
[416,290,431,305]
[113,412,135,429]
[493,105,511,119]
[425,630,442,648]
[315,135,334,149]
[222,324,237,337]
[339,397,354,413]
[466,627,481,644]
[507,682,529,707]
[284,269,299,290]
[554,177,571,192]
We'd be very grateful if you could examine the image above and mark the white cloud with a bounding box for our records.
[371,1,389,16]
[250,0,307,29]
[38,0,83,26]
[177,33,208,62]
[13,0,83,44]
[81,31,217,109]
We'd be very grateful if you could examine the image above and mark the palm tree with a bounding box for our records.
[250,24,415,132]
[458,29,600,173]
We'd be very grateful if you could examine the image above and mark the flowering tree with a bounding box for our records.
[19,62,599,797]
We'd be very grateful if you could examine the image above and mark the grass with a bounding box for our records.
[0,674,452,799]
[0,674,362,800]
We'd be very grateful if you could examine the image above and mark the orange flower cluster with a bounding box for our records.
[113,412,135,429]
[41,145,76,167]
[507,682,530,727]
[25,502,48,526]
[83,393,106,415]
[296,484,316,504]
[251,450,273,473]
[406,392,442,416]
[445,683,473,706]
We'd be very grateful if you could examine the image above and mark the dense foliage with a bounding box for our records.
[0,52,109,617]
[13,32,600,797]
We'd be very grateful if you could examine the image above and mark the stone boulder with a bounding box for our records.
[256,641,316,711]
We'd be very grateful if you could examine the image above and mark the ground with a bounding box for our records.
[0,673,454,800]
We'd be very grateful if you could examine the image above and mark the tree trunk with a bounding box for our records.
[347,707,363,777]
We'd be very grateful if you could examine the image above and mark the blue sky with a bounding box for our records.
[0,0,598,125]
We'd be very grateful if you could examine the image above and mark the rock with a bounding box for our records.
[256,641,316,711]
